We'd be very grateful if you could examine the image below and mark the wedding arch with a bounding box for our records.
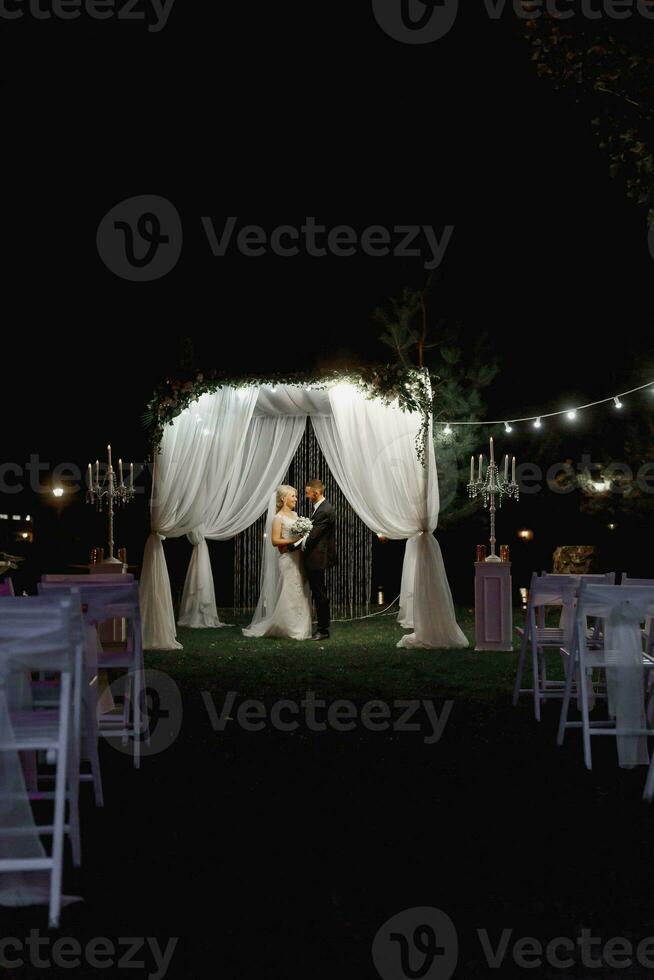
[140,371,468,652]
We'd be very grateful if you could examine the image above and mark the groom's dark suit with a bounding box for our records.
[291,498,336,634]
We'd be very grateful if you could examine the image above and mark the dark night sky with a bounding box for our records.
[1,6,651,593]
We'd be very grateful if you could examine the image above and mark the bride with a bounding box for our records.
[242,485,313,640]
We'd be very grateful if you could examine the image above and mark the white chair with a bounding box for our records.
[557,583,654,773]
[36,584,104,807]
[0,596,78,927]
[513,573,578,720]
[39,581,146,768]
[621,576,654,657]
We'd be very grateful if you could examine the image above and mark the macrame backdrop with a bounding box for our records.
[234,421,372,617]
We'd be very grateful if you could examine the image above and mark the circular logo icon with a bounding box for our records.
[101,668,183,758]
[371,0,459,44]
[96,194,182,281]
[372,906,458,980]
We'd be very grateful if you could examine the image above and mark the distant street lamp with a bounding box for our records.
[52,486,64,521]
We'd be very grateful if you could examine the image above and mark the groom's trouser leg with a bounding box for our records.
[308,569,330,632]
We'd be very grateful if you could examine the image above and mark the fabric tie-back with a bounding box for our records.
[141,382,467,651]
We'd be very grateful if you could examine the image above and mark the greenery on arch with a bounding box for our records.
[143,362,436,463]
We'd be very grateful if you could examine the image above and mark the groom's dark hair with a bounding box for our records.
[307,479,324,493]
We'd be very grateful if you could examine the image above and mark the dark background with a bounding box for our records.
[1,5,651,601]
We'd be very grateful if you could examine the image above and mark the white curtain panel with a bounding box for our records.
[178,415,307,629]
[312,383,467,649]
[141,387,259,649]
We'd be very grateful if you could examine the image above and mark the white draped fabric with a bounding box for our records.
[312,385,467,649]
[141,382,467,651]
[579,584,654,768]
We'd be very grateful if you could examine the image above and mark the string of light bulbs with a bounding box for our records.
[439,380,654,434]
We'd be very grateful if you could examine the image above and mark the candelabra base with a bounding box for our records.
[485,554,502,563]
[100,556,124,565]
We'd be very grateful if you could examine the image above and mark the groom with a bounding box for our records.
[289,478,336,640]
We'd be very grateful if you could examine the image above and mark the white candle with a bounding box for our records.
[470,456,474,483]
[478,454,483,481]
[107,444,112,469]
[87,463,92,490]
[512,456,516,483]
[490,436,494,464]
[118,458,123,485]
[95,459,99,484]
[130,462,134,489]
[504,454,509,481]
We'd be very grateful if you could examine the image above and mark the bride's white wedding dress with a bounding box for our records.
[242,513,313,640]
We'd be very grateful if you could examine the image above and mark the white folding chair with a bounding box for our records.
[513,573,578,720]
[0,596,77,927]
[557,583,654,774]
[39,581,146,768]
[36,584,104,807]
[1,595,84,864]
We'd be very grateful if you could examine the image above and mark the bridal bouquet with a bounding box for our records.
[289,516,313,536]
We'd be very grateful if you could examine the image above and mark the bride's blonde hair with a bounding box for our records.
[275,484,296,512]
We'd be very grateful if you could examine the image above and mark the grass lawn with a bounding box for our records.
[148,606,520,703]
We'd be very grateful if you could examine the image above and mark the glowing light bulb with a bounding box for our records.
[443,424,452,436]
[566,410,577,420]
[614,396,623,409]
[533,418,542,429]
[52,488,64,498]
[504,422,513,433]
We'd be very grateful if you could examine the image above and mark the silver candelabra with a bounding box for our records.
[86,445,135,564]
[467,437,519,562]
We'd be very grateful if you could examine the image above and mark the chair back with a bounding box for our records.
[0,595,76,673]
[38,581,141,650]
[542,572,616,588]
[42,573,134,583]
[621,575,654,588]
[528,572,578,608]
[576,583,654,625]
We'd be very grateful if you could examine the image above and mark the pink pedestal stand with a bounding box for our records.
[474,561,513,651]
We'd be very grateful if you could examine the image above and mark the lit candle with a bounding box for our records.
[87,463,92,490]
[512,456,516,483]
[478,454,483,481]
[504,454,509,481]
[129,462,134,489]
[118,458,123,485]
[470,456,474,483]
[95,459,99,484]
[490,436,494,464]
[107,444,112,469]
